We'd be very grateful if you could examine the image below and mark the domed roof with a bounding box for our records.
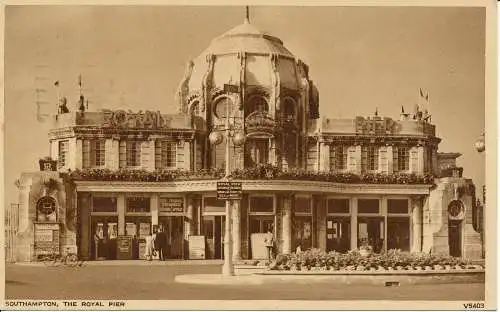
[200,20,295,58]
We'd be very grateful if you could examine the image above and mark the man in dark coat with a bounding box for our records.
[156,225,167,261]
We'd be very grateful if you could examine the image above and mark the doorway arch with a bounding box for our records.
[448,200,464,257]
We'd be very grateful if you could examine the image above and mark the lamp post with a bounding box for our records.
[208,84,245,276]
[474,131,485,258]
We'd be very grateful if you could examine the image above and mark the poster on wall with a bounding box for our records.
[125,223,137,237]
[188,236,205,260]
[159,197,184,214]
[116,236,133,260]
[108,223,118,239]
[96,223,104,239]
[139,223,151,239]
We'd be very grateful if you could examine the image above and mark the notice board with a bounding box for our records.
[188,235,206,260]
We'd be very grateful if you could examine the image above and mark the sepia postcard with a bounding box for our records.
[1,0,497,310]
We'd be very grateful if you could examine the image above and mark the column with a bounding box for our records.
[17,178,32,233]
[74,139,82,169]
[350,198,358,250]
[411,197,422,253]
[315,196,327,251]
[281,195,292,254]
[117,194,126,235]
[387,145,394,174]
[319,142,330,172]
[151,194,159,227]
[381,197,388,253]
[105,138,116,170]
[409,146,419,173]
[232,200,242,261]
[148,139,156,171]
[269,139,277,166]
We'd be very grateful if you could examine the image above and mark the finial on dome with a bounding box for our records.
[245,5,250,23]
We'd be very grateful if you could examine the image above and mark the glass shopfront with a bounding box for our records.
[248,195,275,259]
[158,197,185,259]
[326,198,350,253]
[294,196,312,251]
[125,196,151,260]
[90,196,118,260]
[387,199,410,251]
[202,197,226,259]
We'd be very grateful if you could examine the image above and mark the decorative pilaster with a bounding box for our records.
[417,145,425,174]
[281,195,292,254]
[17,178,32,234]
[151,194,159,227]
[350,198,358,250]
[319,142,330,172]
[75,139,83,170]
[315,196,327,251]
[409,146,419,173]
[411,197,422,253]
[67,138,77,170]
[232,200,241,261]
[117,194,126,235]
[387,145,394,174]
[381,197,388,252]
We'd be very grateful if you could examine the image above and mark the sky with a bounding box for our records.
[4,5,486,207]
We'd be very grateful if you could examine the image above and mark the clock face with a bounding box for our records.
[448,200,463,217]
[214,98,233,119]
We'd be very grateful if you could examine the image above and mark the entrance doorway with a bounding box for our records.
[202,215,225,259]
[158,216,185,259]
[448,220,462,257]
[249,216,274,259]
[326,217,350,253]
[90,216,118,260]
[358,217,384,253]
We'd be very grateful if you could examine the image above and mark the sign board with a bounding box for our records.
[217,181,242,200]
[116,236,133,260]
[34,223,60,255]
[188,235,206,260]
[159,197,184,214]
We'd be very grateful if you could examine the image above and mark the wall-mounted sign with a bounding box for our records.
[34,223,60,255]
[104,110,172,129]
[159,197,184,214]
[355,116,394,135]
[217,182,242,200]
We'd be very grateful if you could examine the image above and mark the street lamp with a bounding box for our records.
[474,130,485,258]
[208,84,245,276]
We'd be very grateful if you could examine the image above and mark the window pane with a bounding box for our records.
[126,197,150,213]
[245,140,269,167]
[358,217,384,253]
[327,199,350,214]
[294,216,312,250]
[58,140,69,168]
[249,197,273,213]
[295,197,311,214]
[126,141,141,167]
[387,217,410,251]
[92,197,117,212]
[203,197,226,213]
[388,199,409,214]
[92,140,106,167]
[358,199,379,214]
[326,217,350,253]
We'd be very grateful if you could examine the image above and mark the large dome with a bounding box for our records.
[200,20,295,58]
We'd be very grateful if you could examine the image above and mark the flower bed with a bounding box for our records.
[62,165,434,185]
[269,249,481,272]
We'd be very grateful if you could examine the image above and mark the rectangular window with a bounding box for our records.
[397,147,409,172]
[388,199,409,214]
[327,199,350,214]
[126,197,151,213]
[126,141,141,167]
[249,196,274,214]
[245,139,269,167]
[92,197,117,213]
[155,141,177,169]
[330,145,347,171]
[91,140,106,167]
[358,199,380,214]
[58,140,69,168]
[295,197,311,214]
[387,217,410,251]
[203,197,226,213]
[368,146,379,171]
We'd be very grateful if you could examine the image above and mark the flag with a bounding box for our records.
[419,88,424,98]
[54,80,59,87]
[425,93,429,101]
[401,105,405,114]
[78,74,82,87]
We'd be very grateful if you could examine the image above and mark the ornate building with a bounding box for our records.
[12,14,482,262]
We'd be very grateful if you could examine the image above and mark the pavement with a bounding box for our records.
[5,263,485,301]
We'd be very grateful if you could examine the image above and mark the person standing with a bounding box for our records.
[156,226,167,261]
[264,227,275,261]
[144,230,154,261]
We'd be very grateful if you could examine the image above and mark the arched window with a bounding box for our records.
[37,196,57,222]
[190,101,200,116]
[246,95,268,117]
[214,97,234,119]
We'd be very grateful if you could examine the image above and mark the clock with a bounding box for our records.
[448,200,463,218]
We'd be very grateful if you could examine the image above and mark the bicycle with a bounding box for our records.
[40,246,84,267]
